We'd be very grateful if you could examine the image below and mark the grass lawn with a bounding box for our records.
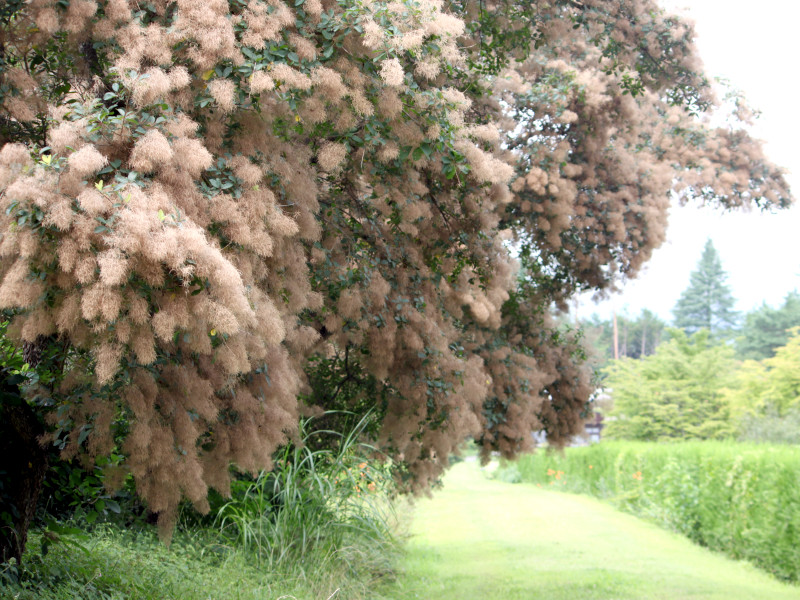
[379,460,800,600]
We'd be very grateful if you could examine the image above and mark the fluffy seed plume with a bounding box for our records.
[130,130,173,172]
[380,58,405,87]
[317,142,347,172]
[68,145,107,178]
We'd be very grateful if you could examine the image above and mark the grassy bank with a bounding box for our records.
[2,527,290,600]
[508,441,800,581]
[1,508,398,600]
[1,416,400,600]
[0,524,399,599]
[382,460,800,600]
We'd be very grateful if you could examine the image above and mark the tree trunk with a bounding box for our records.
[641,322,647,357]
[0,358,49,564]
[622,324,628,358]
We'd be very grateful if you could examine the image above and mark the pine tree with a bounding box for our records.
[673,240,738,336]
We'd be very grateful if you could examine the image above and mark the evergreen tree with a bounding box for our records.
[736,292,800,360]
[673,240,738,336]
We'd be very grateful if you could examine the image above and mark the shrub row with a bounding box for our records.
[512,441,800,581]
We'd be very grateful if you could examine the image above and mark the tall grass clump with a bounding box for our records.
[211,411,400,595]
[0,411,401,600]
[512,441,800,582]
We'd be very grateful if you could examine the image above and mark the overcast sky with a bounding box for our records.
[578,0,800,323]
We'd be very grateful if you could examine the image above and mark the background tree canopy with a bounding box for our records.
[726,329,800,421]
[584,308,666,369]
[0,0,792,555]
[603,329,736,441]
[736,292,800,360]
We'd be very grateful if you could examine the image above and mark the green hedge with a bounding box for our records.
[512,441,800,582]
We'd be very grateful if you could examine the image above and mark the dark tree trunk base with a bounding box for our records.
[0,380,49,564]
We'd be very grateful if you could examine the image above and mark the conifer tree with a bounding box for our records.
[673,240,738,336]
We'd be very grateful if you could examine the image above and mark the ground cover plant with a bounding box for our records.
[509,441,800,582]
[0,526,287,600]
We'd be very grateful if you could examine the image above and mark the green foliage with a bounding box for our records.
[0,318,135,534]
[603,330,735,441]
[0,525,324,600]
[748,330,800,411]
[512,441,800,582]
[37,455,134,527]
[673,239,738,336]
[583,308,666,368]
[0,415,399,600]
[211,412,398,581]
[302,351,389,445]
[736,292,800,360]
[738,408,800,445]
[724,330,800,442]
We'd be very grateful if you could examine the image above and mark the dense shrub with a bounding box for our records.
[512,441,800,582]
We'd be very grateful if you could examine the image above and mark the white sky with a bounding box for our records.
[577,0,800,322]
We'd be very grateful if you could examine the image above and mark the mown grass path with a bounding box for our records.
[380,461,800,600]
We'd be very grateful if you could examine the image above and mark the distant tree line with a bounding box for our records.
[587,240,800,445]
[584,240,800,368]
